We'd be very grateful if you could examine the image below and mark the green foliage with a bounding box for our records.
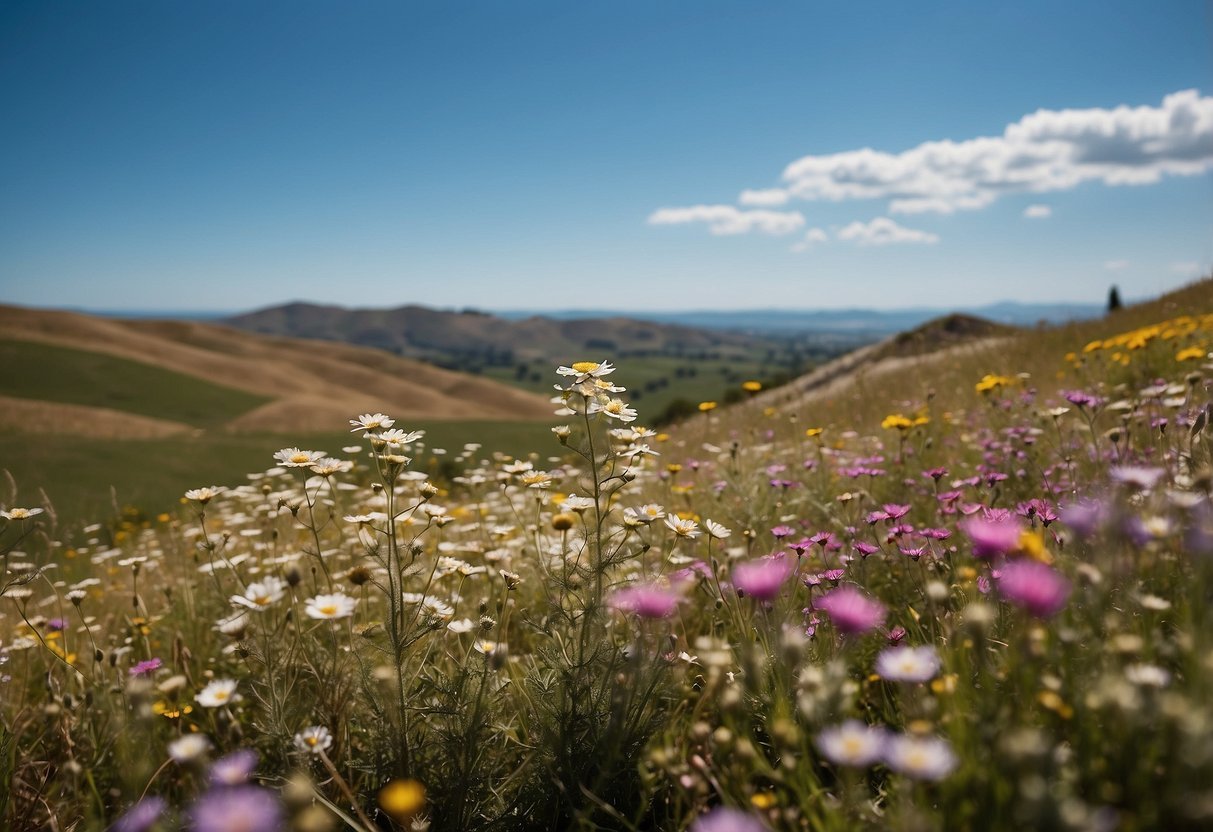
[3,292,1213,831]
[0,339,268,428]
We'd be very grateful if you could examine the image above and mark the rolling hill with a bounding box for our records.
[0,304,554,437]
[222,301,776,364]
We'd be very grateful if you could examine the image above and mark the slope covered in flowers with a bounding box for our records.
[2,287,1212,831]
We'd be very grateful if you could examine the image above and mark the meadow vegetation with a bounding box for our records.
[2,280,1212,831]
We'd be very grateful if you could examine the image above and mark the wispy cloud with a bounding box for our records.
[740,89,1213,215]
[647,205,805,236]
[1104,259,1130,271]
[789,227,829,253]
[1171,261,1202,275]
[835,218,939,246]
[1023,204,1052,219]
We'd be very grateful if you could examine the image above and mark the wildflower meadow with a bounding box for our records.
[3,302,1213,831]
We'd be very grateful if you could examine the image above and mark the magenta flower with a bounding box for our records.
[770,524,795,539]
[129,657,162,677]
[960,515,1023,558]
[608,584,680,618]
[817,586,886,635]
[997,560,1070,618]
[733,556,793,602]
[882,504,910,520]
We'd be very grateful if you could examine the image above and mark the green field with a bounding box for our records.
[0,420,555,529]
[0,339,269,427]
[480,350,809,422]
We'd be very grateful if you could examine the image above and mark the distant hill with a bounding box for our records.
[223,302,775,365]
[0,304,554,439]
[868,313,1016,362]
[495,301,1104,334]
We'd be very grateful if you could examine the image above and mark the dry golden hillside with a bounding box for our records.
[0,304,555,436]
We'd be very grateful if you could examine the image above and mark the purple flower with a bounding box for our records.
[817,586,886,635]
[129,658,162,677]
[1063,390,1103,409]
[210,749,260,786]
[960,516,1024,558]
[47,618,67,632]
[770,524,795,539]
[691,807,769,832]
[112,796,168,832]
[997,560,1070,618]
[608,584,680,619]
[733,556,793,602]
[1060,497,1108,539]
[882,504,910,520]
[922,467,948,481]
[189,786,283,832]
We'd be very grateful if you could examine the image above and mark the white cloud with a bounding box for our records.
[1023,204,1052,219]
[789,227,829,253]
[738,188,791,207]
[647,205,805,236]
[770,89,1213,214]
[836,217,939,246]
[1104,259,1130,271]
[1171,261,1202,275]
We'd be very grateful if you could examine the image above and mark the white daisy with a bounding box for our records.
[378,428,425,447]
[274,448,327,468]
[294,725,333,755]
[196,679,241,708]
[183,487,224,503]
[875,646,941,683]
[0,507,43,520]
[230,577,288,611]
[816,720,887,767]
[304,593,357,620]
[556,360,616,381]
[349,413,395,433]
[561,495,596,512]
[664,515,701,539]
[168,734,212,763]
[883,734,957,781]
[588,398,637,422]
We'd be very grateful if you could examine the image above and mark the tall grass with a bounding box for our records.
[2,290,1213,831]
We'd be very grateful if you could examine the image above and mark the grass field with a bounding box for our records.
[4,280,1213,832]
[0,420,556,528]
[0,339,269,428]
[481,350,811,421]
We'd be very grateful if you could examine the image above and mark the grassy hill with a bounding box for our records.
[0,304,559,521]
[734,276,1213,439]
[222,301,834,418]
[6,279,1213,832]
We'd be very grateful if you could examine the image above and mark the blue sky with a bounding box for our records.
[1,1,1210,313]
